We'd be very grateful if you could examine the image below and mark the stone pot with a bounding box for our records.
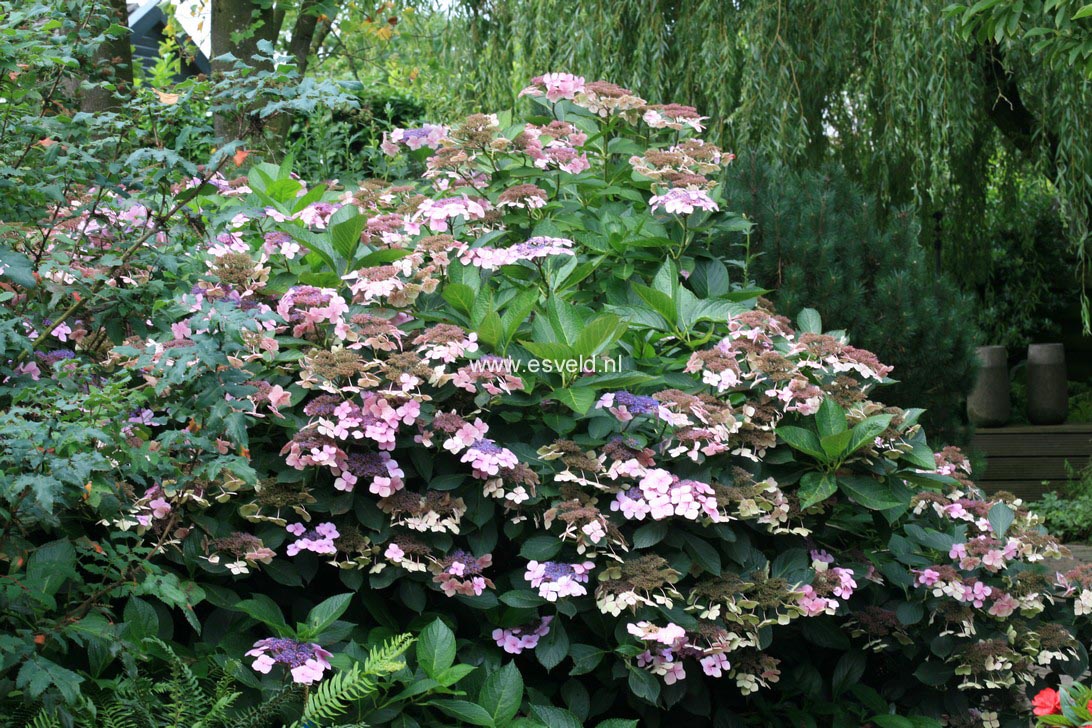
[1026,343,1068,425]
[966,346,1011,427]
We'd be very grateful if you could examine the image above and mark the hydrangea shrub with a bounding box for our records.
[4,73,1086,726]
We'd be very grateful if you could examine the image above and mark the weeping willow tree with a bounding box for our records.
[436,0,1092,327]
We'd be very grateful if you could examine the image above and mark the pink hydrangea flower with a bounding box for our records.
[797,585,838,616]
[381,124,448,155]
[519,73,586,102]
[525,560,595,601]
[246,637,333,685]
[916,568,941,587]
[492,616,554,654]
[333,452,405,495]
[432,550,495,597]
[285,522,339,556]
[700,653,730,678]
[460,438,519,477]
[649,188,719,215]
[414,195,488,232]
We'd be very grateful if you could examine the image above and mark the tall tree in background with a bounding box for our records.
[209,0,336,139]
[440,0,1092,327]
[59,0,134,113]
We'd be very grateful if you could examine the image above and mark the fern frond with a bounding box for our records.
[156,640,208,728]
[362,633,413,677]
[230,685,300,728]
[26,707,63,728]
[288,633,414,728]
[2,702,44,728]
[98,701,143,728]
[113,673,158,727]
[194,664,242,728]
[291,665,381,728]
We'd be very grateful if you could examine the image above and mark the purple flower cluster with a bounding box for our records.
[596,391,665,422]
[432,550,495,597]
[609,469,723,522]
[381,124,448,155]
[247,637,332,684]
[285,522,339,556]
[460,438,520,477]
[492,616,554,654]
[648,187,718,215]
[525,560,595,601]
[460,236,575,271]
[333,451,406,495]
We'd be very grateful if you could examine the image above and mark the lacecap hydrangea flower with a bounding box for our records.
[247,637,333,684]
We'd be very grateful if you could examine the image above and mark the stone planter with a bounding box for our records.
[966,345,1011,427]
[1026,343,1068,425]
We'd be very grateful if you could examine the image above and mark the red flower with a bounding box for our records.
[1032,687,1061,716]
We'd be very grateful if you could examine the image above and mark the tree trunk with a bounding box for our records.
[286,0,326,76]
[210,0,281,142]
[266,0,334,148]
[78,0,134,113]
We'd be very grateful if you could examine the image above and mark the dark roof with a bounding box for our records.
[128,1,210,76]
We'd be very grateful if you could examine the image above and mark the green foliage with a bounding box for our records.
[948,0,1092,76]
[721,156,980,441]
[1030,460,1092,542]
[288,85,427,182]
[291,634,410,727]
[974,165,1077,349]
[2,7,1086,722]
[434,0,1092,329]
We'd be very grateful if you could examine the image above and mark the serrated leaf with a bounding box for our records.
[17,656,83,703]
[627,668,661,704]
[901,442,937,470]
[682,532,722,575]
[820,430,854,459]
[478,662,524,726]
[847,414,895,454]
[546,296,583,345]
[329,206,366,260]
[26,540,76,597]
[987,501,1015,538]
[530,706,581,728]
[797,308,822,334]
[896,601,924,625]
[443,283,477,315]
[632,283,677,326]
[232,594,289,632]
[572,314,626,358]
[304,593,352,637]
[689,258,730,298]
[632,521,668,548]
[815,397,847,437]
[519,535,563,561]
[799,472,838,509]
[436,664,477,687]
[0,248,36,288]
[477,311,505,350]
[776,426,826,461]
[913,660,954,687]
[500,589,547,608]
[837,475,905,510]
[547,387,597,415]
[535,620,569,671]
[417,619,456,679]
[568,644,604,675]
[432,699,495,726]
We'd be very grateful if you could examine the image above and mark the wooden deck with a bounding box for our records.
[971,423,1092,500]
